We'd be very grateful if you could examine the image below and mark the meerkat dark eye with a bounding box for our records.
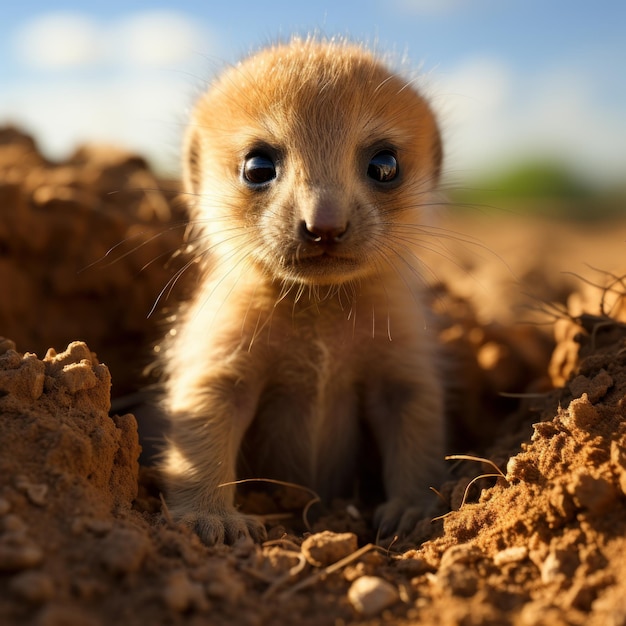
[242,152,276,187]
[367,150,399,184]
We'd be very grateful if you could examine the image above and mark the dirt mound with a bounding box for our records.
[0,127,195,397]
[1,126,626,625]
[414,320,626,625]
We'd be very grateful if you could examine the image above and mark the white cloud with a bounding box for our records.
[12,10,218,70]
[433,57,513,125]
[110,11,213,68]
[14,12,101,70]
[2,77,190,173]
[432,57,626,185]
[3,11,221,172]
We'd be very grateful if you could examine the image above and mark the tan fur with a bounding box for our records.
[161,37,446,545]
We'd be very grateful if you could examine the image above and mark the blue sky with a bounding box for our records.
[1,1,625,185]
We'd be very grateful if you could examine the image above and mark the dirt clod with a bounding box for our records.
[301,531,359,567]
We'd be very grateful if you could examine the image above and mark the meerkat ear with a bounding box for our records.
[431,129,444,184]
[183,128,202,196]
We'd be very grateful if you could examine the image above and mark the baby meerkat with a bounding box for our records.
[161,37,446,545]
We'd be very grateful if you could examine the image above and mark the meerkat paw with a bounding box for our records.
[177,510,267,546]
[373,498,430,541]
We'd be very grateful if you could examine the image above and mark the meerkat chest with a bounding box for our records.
[256,287,421,393]
[268,314,361,394]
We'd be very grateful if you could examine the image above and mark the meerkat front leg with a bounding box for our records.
[162,372,267,545]
[366,373,446,540]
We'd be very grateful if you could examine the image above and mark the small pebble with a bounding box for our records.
[0,498,11,516]
[59,361,97,393]
[2,514,27,533]
[0,535,44,571]
[348,575,399,616]
[15,476,48,507]
[568,471,616,514]
[439,544,483,567]
[345,504,362,520]
[98,528,149,574]
[163,570,209,612]
[562,394,601,430]
[540,550,568,584]
[493,546,528,567]
[9,570,55,604]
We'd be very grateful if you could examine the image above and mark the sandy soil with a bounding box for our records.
[2,127,626,625]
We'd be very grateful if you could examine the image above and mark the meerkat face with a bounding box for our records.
[184,39,442,287]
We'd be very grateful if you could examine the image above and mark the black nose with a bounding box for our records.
[299,220,349,244]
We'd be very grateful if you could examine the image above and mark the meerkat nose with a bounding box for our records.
[300,219,349,244]
[299,196,350,244]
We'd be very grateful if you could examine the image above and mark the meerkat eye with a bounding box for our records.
[367,150,399,184]
[242,152,276,187]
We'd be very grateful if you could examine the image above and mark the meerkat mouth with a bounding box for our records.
[291,249,359,269]
[279,251,364,284]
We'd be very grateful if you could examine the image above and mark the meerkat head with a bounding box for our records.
[183,37,442,288]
